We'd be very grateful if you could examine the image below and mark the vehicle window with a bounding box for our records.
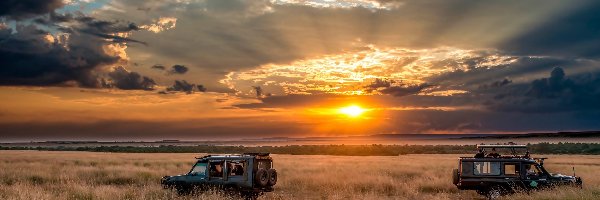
[209,161,224,178]
[473,162,501,175]
[190,162,207,176]
[525,164,542,176]
[228,160,246,176]
[504,163,519,175]
[257,160,272,169]
[461,161,473,175]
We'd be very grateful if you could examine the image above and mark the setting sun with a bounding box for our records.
[339,105,366,117]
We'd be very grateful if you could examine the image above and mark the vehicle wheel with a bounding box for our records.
[452,168,459,185]
[486,186,503,200]
[255,169,269,187]
[267,168,277,186]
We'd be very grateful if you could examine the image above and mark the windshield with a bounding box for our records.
[189,162,207,176]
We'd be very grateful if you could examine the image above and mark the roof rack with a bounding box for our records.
[195,155,212,159]
[243,152,270,156]
[476,143,529,157]
[477,144,527,149]
[193,153,271,159]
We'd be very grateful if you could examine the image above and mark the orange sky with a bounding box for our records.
[2,0,600,141]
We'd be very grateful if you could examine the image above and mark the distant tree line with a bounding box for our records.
[1,143,599,156]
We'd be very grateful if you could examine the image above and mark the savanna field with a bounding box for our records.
[0,151,599,200]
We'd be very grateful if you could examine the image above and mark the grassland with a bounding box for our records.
[0,151,599,200]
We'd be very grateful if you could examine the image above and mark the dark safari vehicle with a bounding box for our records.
[452,144,582,199]
[161,153,277,198]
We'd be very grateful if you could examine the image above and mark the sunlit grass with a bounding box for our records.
[0,151,598,200]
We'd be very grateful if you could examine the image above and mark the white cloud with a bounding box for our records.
[271,0,402,10]
[221,45,517,96]
[140,17,178,33]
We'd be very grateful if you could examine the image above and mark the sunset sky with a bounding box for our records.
[2,0,600,141]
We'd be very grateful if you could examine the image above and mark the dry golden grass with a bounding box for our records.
[0,151,599,200]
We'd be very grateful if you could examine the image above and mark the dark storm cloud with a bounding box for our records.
[36,12,147,45]
[487,67,600,113]
[364,79,432,97]
[0,24,118,87]
[0,7,151,89]
[165,80,206,94]
[425,56,584,91]
[0,0,63,19]
[501,1,600,58]
[104,66,156,90]
[168,65,188,74]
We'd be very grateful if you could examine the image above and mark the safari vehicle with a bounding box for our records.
[161,153,277,198]
[452,144,582,199]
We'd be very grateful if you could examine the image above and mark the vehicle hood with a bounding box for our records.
[550,173,579,181]
[161,174,188,182]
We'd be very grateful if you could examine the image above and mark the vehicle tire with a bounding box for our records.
[486,186,504,200]
[255,169,269,187]
[452,168,459,185]
[267,168,277,186]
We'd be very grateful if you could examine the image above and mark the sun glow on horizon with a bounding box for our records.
[339,105,366,117]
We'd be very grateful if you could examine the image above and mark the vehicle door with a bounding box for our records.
[522,164,549,189]
[187,161,208,184]
[225,160,249,187]
[208,160,225,184]
[503,162,523,189]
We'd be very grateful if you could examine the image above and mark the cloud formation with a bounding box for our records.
[150,64,189,75]
[488,67,600,113]
[165,80,207,94]
[169,65,188,75]
[104,66,156,90]
[151,64,166,70]
[501,1,600,58]
[364,79,432,97]
[0,2,152,89]
[3,0,600,139]
[0,0,63,19]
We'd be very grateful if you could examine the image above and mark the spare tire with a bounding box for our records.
[267,169,277,186]
[452,168,460,185]
[255,169,269,187]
